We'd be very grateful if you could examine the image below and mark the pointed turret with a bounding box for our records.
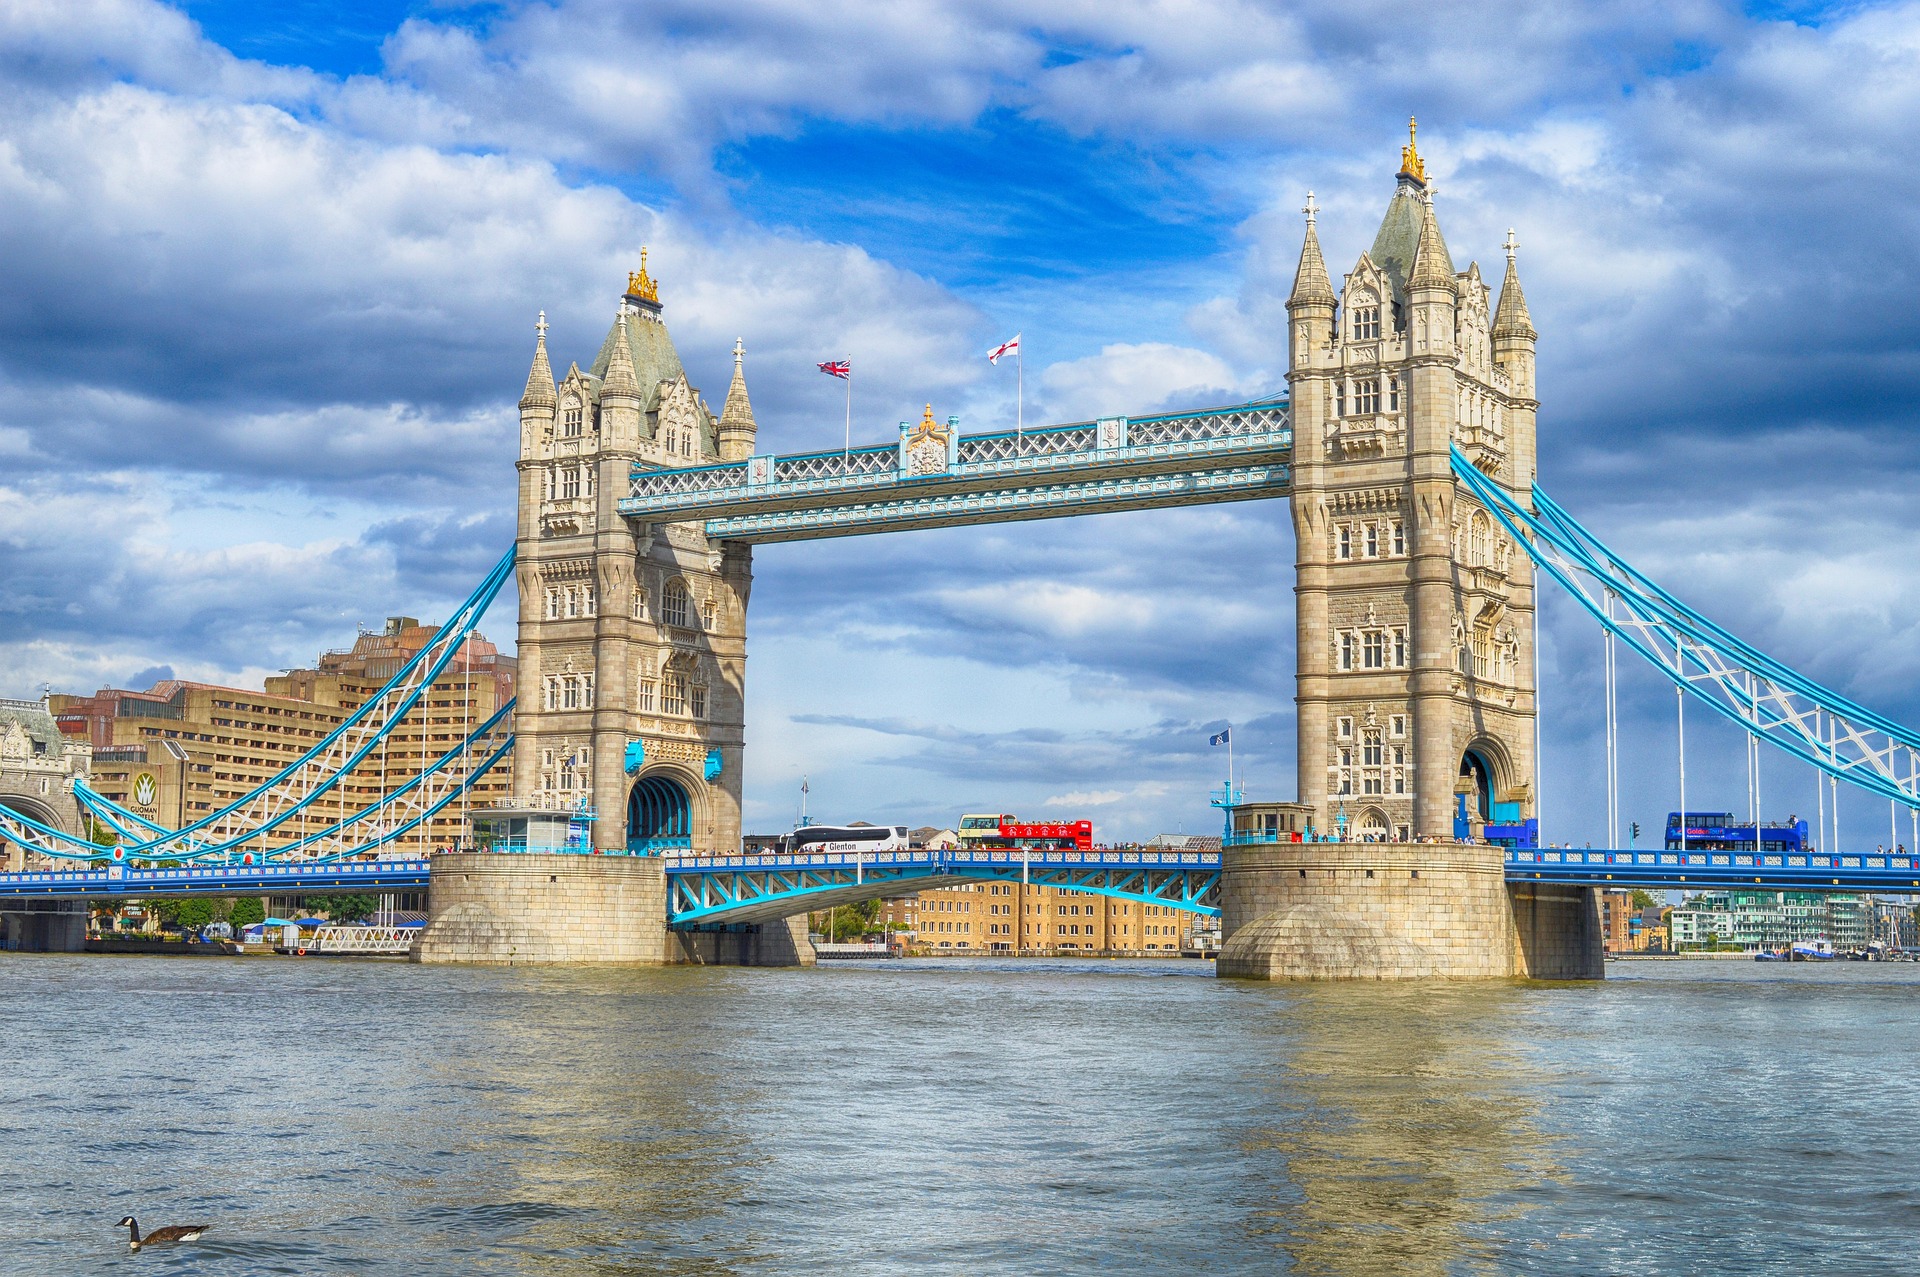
[520,312,556,411]
[1407,191,1456,292]
[1492,231,1535,342]
[717,338,758,462]
[602,313,641,401]
[1288,193,1337,310]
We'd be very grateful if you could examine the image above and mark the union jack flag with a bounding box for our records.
[817,360,850,379]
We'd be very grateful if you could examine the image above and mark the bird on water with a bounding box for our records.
[116,1217,209,1250]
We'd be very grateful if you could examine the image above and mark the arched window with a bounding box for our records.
[1364,523,1379,557]
[662,580,690,628]
[701,596,716,630]
[562,399,583,437]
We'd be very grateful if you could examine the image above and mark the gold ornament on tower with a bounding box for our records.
[627,247,659,304]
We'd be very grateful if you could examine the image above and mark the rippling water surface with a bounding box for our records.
[4,954,1919,1274]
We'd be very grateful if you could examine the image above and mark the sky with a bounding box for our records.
[3,0,1919,845]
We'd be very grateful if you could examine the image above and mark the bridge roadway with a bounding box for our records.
[5,845,1915,923]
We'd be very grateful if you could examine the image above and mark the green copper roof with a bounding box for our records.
[588,310,690,413]
[1368,178,1436,300]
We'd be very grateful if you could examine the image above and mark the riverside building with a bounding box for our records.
[50,618,514,855]
[888,881,1205,955]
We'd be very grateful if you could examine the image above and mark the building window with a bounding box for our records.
[636,679,656,712]
[662,581,690,628]
[1394,629,1408,667]
[545,588,560,621]
[1338,525,1351,559]
[1353,306,1380,340]
[1340,633,1355,671]
[1392,520,1406,555]
[582,674,594,709]
[1335,382,1345,418]
[543,678,558,711]
[1390,714,1406,737]
[1337,716,1353,739]
[563,586,578,619]
[662,672,688,716]
[1388,375,1401,412]
[690,684,707,720]
[702,597,716,630]
[560,467,581,500]
[632,586,649,620]
[1364,524,1379,557]
[1362,734,1382,767]
[561,678,579,710]
[582,585,596,617]
[562,402,583,437]
[1363,631,1384,669]
[1354,379,1380,414]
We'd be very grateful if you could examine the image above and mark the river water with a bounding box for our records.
[3,955,1917,1275]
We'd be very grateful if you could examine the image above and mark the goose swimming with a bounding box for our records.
[117,1217,209,1250]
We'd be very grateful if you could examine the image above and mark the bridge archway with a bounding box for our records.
[627,772,693,854]
[1355,806,1390,843]
[1459,751,1493,822]
[0,794,66,833]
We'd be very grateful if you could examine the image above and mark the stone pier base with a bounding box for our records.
[1216,841,1601,981]
[413,852,814,967]
[0,899,86,952]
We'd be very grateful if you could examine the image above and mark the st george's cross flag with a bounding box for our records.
[987,334,1021,364]
[1209,727,1231,746]
[817,360,851,379]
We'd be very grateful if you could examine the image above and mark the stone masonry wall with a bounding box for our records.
[415,852,670,965]
[1217,841,1600,980]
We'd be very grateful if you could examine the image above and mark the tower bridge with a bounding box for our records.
[6,129,1917,975]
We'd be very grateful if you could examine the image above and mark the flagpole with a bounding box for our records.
[1016,339,1023,442]
[843,355,851,459]
[1228,726,1235,802]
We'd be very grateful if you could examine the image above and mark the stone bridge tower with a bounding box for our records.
[1219,124,1596,981]
[511,257,754,856]
[1287,123,1539,844]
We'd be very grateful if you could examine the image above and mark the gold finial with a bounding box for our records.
[922,403,937,429]
[626,247,659,304]
[1398,115,1426,185]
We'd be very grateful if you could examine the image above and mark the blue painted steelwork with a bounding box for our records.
[1453,449,1920,812]
[0,859,433,899]
[664,848,1221,927]
[619,399,1291,543]
[627,774,691,854]
[1505,846,1920,892]
[1,550,517,863]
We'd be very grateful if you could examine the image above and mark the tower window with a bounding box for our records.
[1363,631,1385,669]
[1364,524,1379,557]
[1354,379,1380,414]
[562,402,583,437]
[662,581,690,628]
[1388,375,1401,412]
[1338,525,1352,559]
[1362,733,1383,767]
[632,586,649,620]
[691,684,708,719]
[1352,306,1380,340]
[1394,629,1408,667]
[1392,520,1406,555]
[1340,633,1355,671]
[702,597,717,630]
[1390,714,1407,737]
[662,671,688,716]
[560,468,581,500]
[637,680,656,712]
[1335,382,1346,418]
[1337,716,1354,738]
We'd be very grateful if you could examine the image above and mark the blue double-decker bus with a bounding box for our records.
[1664,812,1809,853]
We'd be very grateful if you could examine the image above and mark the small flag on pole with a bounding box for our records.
[987,334,1020,364]
[1209,728,1231,746]
[817,360,850,379]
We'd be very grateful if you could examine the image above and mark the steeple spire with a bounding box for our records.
[519,310,555,411]
[717,337,758,461]
[1407,190,1455,291]
[1493,228,1535,340]
[1288,191,1337,309]
[602,311,641,400]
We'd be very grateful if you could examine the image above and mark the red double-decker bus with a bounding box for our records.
[997,819,1093,851]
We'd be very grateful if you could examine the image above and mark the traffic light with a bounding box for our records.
[1630,821,1641,844]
